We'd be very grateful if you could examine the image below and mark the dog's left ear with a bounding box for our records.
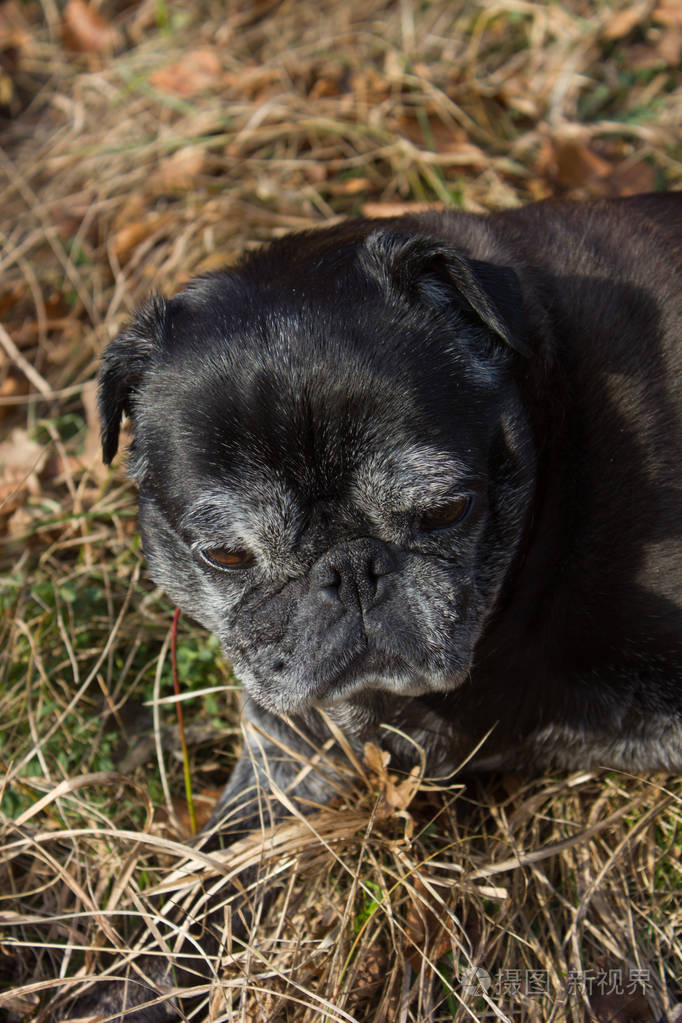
[98,295,168,464]
[361,230,530,357]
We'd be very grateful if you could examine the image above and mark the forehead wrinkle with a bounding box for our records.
[352,445,473,512]
[180,476,302,547]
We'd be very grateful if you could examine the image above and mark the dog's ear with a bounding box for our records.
[361,230,530,357]
[98,295,168,464]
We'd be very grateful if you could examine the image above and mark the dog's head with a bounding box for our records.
[99,224,536,715]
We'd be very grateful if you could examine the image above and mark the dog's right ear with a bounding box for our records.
[98,295,168,464]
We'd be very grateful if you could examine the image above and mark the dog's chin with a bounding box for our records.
[236,647,470,716]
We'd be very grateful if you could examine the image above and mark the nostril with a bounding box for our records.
[313,544,397,607]
[368,560,383,584]
[317,565,342,604]
[366,550,395,595]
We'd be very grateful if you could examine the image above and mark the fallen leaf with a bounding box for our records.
[6,502,34,539]
[112,211,173,264]
[326,177,371,196]
[405,877,451,970]
[62,0,121,55]
[149,48,222,98]
[499,77,541,119]
[364,741,391,779]
[222,64,282,102]
[363,741,422,817]
[383,763,422,813]
[653,0,682,27]
[657,24,681,64]
[348,67,391,106]
[151,146,207,193]
[609,159,657,195]
[309,75,342,99]
[0,1,32,49]
[0,1,32,110]
[539,136,614,192]
[553,139,613,189]
[602,6,647,41]
[0,371,28,425]
[652,3,682,64]
[0,427,46,492]
[397,113,469,154]
[0,427,47,525]
[347,942,388,1008]
[361,200,437,218]
[112,194,145,230]
[157,790,221,838]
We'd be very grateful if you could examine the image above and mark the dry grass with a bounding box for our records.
[1,0,681,1020]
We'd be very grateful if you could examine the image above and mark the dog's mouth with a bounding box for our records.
[236,628,472,716]
[299,644,454,709]
[254,642,410,712]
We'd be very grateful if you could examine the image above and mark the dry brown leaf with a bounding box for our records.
[0,371,28,425]
[0,427,47,493]
[153,790,222,839]
[397,113,468,154]
[0,427,47,524]
[364,741,391,779]
[654,0,682,27]
[326,177,371,196]
[383,763,422,813]
[6,502,34,539]
[151,146,207,193]
[349,67,391,106]
[112,194,145,231]
[223,64,282,101]
[361,200,437,218]
[602,6,647,41]
[0,0,31,108]
[405,877,451,970]
[609,159,657,195]
[364,742,421,816]
[0,0,33,72]
[309,76,342,100]
[499,77,541,119]
[657,25,682,64]
[113,212,173,264]
[61,0,121,55]
[539,136,614,191]
[652,3,682,65]
[149,47,222,98]
[347,942,388,1008]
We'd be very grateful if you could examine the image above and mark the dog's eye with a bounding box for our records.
[419,496,473,531]
[200,547,255,571]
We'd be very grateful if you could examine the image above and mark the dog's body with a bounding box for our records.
[67,193,682,1019]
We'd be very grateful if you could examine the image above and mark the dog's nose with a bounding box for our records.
[312,540,397,609]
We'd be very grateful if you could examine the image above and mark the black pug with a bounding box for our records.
[65,193,682,1019]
